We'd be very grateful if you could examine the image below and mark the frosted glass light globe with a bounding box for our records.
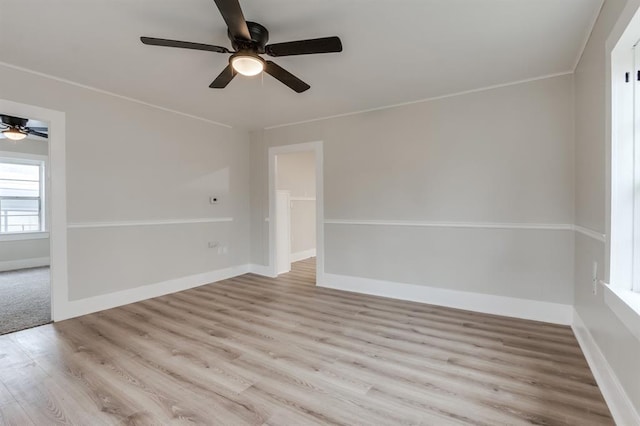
[3,128,26,141]
[231,55,265,76]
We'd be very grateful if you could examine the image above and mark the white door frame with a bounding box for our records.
[0,99,68,321]
[275,190,291,274]
[268,141,324,284]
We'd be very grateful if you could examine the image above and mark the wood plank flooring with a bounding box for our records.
[0,258,613,425]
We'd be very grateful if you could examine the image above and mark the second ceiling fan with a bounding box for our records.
[141,0,343,93]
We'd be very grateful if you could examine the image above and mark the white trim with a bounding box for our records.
[290,249,316,263]
[572,310,640,426]
[325,219,609,243]
[0,99,68,323]
[0,61,232,129]
[0,256,49,272]
[56,264,250,321]
[603,284,640,342]
[0,151,48,162]
[67,217,233,229]
[290,197,316,201]
[276,190,291,275]
[606,0,640,53]
[0,231,49,241]
[248,264,277,278]
[573,0,606,71]
[269,141,324,284]
[319,273,573,325]
[264,72,573,130]
[325,218,574,231]
[574,225,607,242]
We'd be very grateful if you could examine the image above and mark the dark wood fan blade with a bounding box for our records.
[265,36,342,57]
[209,65,237,88]
[213,0,251,41]
[26,129,48,138]
[141,37,229,53]
[265,61,310,93]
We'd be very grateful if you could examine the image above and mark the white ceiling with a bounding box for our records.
[0,0,602,130]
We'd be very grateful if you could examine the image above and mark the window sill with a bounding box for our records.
[0,232,49,242]
[604,284,640,342]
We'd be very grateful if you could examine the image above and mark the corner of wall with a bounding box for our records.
[572,309,640,425]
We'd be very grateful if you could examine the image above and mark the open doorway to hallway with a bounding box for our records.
[0,113,51,335]
[274,150,317,276]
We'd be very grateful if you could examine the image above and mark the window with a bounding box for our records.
[0,158,45,234]
[611,36,640,295]
[608,3,640,341]
[634,43,640,293]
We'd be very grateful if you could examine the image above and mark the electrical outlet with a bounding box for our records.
[592,261,598,295]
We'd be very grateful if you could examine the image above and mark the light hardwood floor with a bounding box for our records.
[0,259,612,425]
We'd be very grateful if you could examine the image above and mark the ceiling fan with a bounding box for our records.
[140,0,342,93]
[0,115,48,141]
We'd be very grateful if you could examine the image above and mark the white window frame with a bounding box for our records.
[0,151,48,240]
[608,3,640,343]
[633,43,640,293]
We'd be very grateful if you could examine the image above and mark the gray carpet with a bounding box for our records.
[0,267,51,335]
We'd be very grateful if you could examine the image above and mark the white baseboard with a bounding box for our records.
[572,310,640,426]
[55,264,250,321]
[319,273,573,325]
[0,257,50,272]
[290,249,316,263]
[248,264,277,278]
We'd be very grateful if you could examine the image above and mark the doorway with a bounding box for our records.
[0,113,51,334]
[269,142,324,284]
[275,151,317,274]
[0,98,67,326]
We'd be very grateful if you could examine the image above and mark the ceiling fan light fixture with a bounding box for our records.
[140,0,342,92]
[230,53,265,76]
[3,128,27,141]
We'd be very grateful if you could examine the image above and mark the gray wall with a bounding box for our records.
[574,0,640,412]
[0,63,250,300]
[251,74,575,304]
[0,238,49,269]
[276,151,316,255]
[0,138,48,156]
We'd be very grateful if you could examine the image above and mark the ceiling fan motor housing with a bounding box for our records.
[229,21,269,53]
[0,115,28,128]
